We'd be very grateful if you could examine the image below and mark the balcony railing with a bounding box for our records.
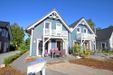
[77,33,95,40]
[43,29,68,37]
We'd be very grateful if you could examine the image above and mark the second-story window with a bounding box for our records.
[83,28,87,33]
[45,22,50,29]
[56,23,62,32]
[77,27,81,33]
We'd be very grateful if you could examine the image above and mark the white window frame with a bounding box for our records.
[56,23,62,32]
[44,21,51,35]
[44,21,51,29]
[36,39,42,56]
[83,28,87,33]
[77,27,81,33]
[101,42,107,49]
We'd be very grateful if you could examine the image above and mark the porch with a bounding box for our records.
[73,40,96,51]
[75,33,96,50]
[37,38,68,57]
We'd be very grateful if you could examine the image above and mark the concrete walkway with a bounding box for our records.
[11,52,113,75]
[48,62,113,75]
[0,51,20,64]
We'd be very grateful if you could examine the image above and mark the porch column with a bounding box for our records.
[89,41,92,50]
[42,36,45,57]
[30,29,34,56]
[48,40,51,54]
[65,40,68,55]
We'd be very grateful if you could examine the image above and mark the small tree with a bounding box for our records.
[11,23,24,50]
[87,19,95,31]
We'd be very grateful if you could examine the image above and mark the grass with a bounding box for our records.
[4,50,27,65]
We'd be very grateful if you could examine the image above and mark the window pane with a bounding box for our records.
[45,23,50,29]
[77,28,80,32]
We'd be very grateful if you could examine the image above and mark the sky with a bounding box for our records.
[0,0,113,29]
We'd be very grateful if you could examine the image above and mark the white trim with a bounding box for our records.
[27,10,71,32]
[109,32,113,49]
[56,23,62,32]
[44,21,51,29]
[71,18,95,35]
[44,21,52,35]
[30,29,34,56]
[36,39,42,56]
[48,40,51,54]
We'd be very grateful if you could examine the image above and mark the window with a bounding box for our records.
[77,27,81,33]
[45,22,50,29]
[56,23,62,31]
[83,28,87,33]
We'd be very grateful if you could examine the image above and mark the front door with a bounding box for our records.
[101,42,106,50]
[57,41,62,51]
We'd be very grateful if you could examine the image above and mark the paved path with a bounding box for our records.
[48,62,113,75]
[11,52,113,75]
[11,51,29,72]
[0,51,20,64]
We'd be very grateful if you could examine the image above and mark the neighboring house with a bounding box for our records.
[26,9,70,56]
[26,9,96,56]
[96,27,113,51]
[69,18,96,51]
[0,21,12,53]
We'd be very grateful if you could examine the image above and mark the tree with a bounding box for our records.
[108,25,113,28]
[87,19,95,31]
[11,23,24,50]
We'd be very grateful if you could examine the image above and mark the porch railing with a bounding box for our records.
[77,33,95,40]
[43,29,68,37]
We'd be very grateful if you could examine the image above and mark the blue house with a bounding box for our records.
[26,9,96,56]
[26,9,70,56]
[69,18,96,51]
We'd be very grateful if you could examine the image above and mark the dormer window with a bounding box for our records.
[77,27,81,33]
[83,28,87,33]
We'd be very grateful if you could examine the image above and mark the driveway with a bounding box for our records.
[0,51,20,64]
[11,52,113,75]
[47,62,113,75]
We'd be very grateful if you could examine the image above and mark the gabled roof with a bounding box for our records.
[26,9,71,32]
[69,17,95,34]
[96,26,113,41]
[0,21,12,40]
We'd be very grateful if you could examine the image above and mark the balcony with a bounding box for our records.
[77,33,95,40]
[43,29,68,37]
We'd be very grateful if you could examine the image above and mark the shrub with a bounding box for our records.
[4,50,27,65]
[71,43,93,57]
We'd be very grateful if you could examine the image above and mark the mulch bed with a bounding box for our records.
[69,58,113,71]
[0,66,26,75]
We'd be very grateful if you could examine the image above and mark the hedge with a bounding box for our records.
[4,50,27,65]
